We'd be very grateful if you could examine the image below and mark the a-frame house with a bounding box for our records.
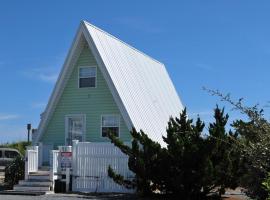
[33,20,184,165]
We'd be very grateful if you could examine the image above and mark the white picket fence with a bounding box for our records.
[25,146,39,180]
[72,141,134,193]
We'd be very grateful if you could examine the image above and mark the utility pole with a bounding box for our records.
[27,123,31,142]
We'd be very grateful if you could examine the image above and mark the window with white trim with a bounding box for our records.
[101,115,120,137]
[79,66,96,88]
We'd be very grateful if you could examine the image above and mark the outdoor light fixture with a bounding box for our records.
[27,123,31,142]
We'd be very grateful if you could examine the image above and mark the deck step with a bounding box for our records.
[18,180,51,186]
[13,169,52,192]
[29,170,50,176]
[0,190,45,196]
[39,166,50,171]
[28,175,50,181]
[13,170,52,192]
[22,179,51,182]
[13,185,50,192]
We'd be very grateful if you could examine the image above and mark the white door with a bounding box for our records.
[42,144,53,166]
[65,115,85,145]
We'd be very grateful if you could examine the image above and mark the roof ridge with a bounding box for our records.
[82,20,164,66]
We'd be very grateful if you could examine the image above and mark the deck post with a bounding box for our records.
[38,142,43,167]
[24,150,29,180]
[66,168,70,192]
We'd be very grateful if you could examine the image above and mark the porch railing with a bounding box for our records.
[25,146,39,180]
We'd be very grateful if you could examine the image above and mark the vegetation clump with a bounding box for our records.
[108,87,270,200]
[205,88,270,200]
[108,107,241,199]
[4,156,25,188]
[0,141,29,189]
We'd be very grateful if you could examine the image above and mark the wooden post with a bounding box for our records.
[66,168,70,192]
[38,142,43,167]
[72,140,78,192]
[24,150,29,180]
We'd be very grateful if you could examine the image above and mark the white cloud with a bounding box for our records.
[20,53,64,83]
[23,68,59,83]
[0,114,20,121]
[39,73,58,83]
[31,102,47,109]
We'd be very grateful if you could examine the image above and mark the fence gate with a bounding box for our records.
[72,141,134,193]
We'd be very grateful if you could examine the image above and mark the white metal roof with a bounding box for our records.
[84,21,184,145]
[34,21,184,145]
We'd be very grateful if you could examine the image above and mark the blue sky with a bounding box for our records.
[0,1,269,142]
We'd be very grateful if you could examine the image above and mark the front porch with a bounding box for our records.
[15,141,134,193]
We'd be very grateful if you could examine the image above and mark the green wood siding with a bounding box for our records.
[41,45,131,147]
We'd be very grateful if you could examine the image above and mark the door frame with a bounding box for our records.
[65,114,86,145]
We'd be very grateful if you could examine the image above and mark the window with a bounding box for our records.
[101,115,120,137]
[79,66,96,88]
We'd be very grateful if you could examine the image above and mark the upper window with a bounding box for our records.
[79,66,96,88]
[101,115,120,137]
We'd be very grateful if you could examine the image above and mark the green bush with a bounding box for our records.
[4,156,25,188]
[205,88,270,199]
[108,107,241,199]
[262,173,270,200]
